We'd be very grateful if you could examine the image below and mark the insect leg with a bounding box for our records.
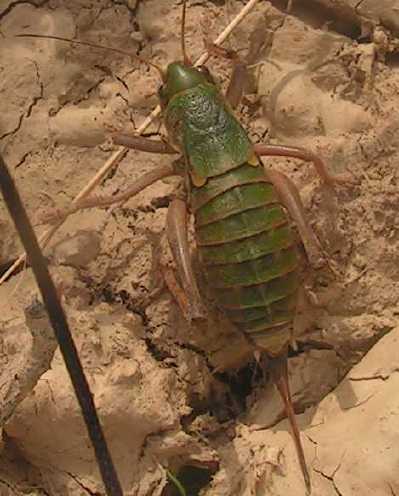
[40,164,177,225]
[265,168,326,269]
[160,264,190,315]
[166,199,206,322]
[269,353,311,494]
[205,41,248,109]
[112,134,177,154]
[254,143,355,185]
[226,61,249,109]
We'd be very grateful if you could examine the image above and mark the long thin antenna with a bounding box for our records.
[181,0,191,65]
[16,33,165,80]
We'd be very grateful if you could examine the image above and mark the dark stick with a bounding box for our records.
[0,153,123,496]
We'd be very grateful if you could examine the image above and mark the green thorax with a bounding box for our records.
[164,83,253,181]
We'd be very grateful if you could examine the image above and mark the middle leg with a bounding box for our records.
[165,199,206,322]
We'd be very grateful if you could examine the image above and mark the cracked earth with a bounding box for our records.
[1,0,399,495]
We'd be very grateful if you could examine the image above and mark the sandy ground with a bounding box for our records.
[1,0,399,495]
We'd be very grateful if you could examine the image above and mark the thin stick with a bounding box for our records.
[0,0,260,286]
[195,0,260,66]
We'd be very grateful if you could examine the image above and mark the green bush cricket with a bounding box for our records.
[15,1,355,492]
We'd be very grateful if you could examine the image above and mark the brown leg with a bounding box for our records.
[266,168,325,269]
[39,164,177,225]
[166,199,206,322]
[226,62,249,110]
[255,143,354,186]
[269,354,311,494]
[161,265,196,320]
[204,41,248,109]
[112,134,177,155]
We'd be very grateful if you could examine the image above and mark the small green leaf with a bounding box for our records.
[166,470,187,496]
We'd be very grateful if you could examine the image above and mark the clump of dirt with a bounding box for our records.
[1,0,399,495]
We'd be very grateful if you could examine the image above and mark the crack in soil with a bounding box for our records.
[0,478,17,492]
[315,468,344,496]
[0,59,43,142]
[66,471,96,496]
[314,459,345,496]
[349,367,399,382]
[14,150,33,169]
[69,77,105,106]
[0,0,49,21]
[354,0,366,13]
[27,60,44,116]
[0,112,24,141]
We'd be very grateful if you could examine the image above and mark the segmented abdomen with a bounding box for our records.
[192,162,300,356]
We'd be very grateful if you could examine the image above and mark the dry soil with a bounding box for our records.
[1,1,399,495]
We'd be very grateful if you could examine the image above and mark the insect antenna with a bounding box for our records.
[181,0,192,65]
[16,33,165,81]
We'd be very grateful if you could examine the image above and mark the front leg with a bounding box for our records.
[166,199,206,322]
[226,61,249,110]
[112,134,177,155]
[204,42,249,109]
